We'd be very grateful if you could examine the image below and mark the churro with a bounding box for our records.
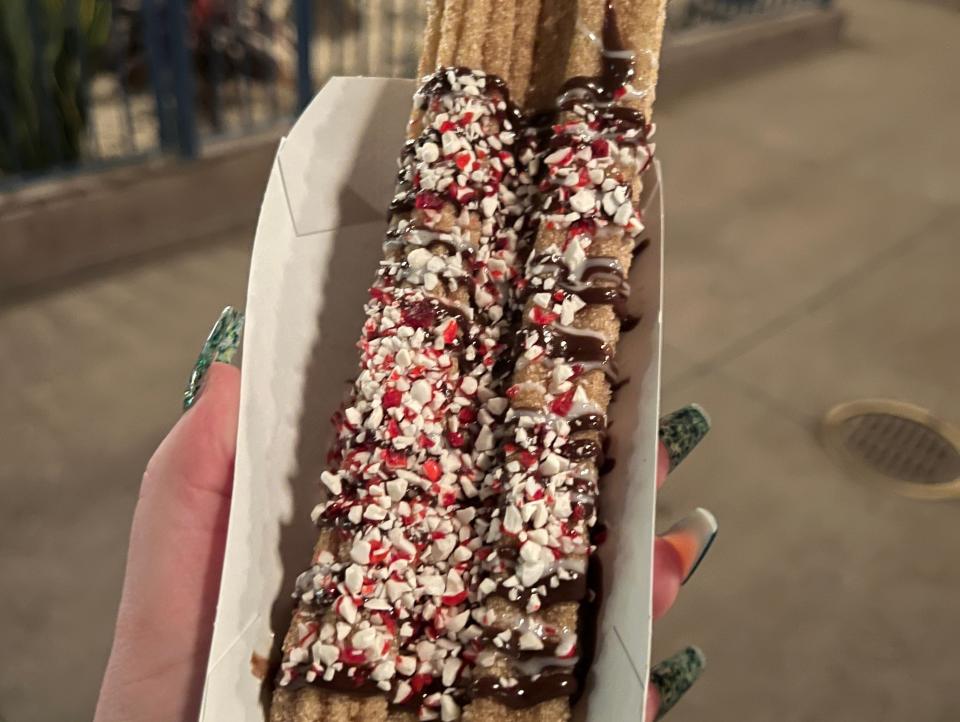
[270,1,667,719]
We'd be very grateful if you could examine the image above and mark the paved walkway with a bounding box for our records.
[1,1,958,720]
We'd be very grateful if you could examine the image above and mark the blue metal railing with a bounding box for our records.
[1,0,830,187]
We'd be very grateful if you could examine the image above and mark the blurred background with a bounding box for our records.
[1,0,958,720]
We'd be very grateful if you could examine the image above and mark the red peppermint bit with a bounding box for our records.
[419,433,435,448]
[476,147,486,159]
[578,167,591,187]
[454,152,472,170]
[458,407,476,424]
[369,540,389,564]
[553,290,566,302]
[442,319,459,345]
[441,590,468,606]
[567,218,596,239]
[402,300,436,329]
[369,287,394,305]
[447,431,465,448]
[379,613,398,636]
[519,451,539,468]
[440,490,457,507]
[407,365,425,379]
[461,111,474,125]
[550,387,575,416]
[415,191,445,210]
[531,306,559,325]
[453,187,477,204]
[387,418,401,438]
[411,674,434,694]
[614,85,627,99]
[591,138,610,157]
[482,355,495,367]
[422,459,442,482]
[498,150,513,163]
[438,120,456,133]
[340,646,367,665]
[383,388,402,408]
[384,450,408,469]
[503,442,517,455]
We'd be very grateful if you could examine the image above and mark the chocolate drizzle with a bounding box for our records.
[526,326,613,368]
[278,0,654,711]
[472,673,578,708]
[569,413,607,433]
[282,664,580,711]
[556,0,647,132]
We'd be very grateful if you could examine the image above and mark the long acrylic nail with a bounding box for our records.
[651,645,706,720]
[183,306,244,411]
[661,508,718,584]
[659,403,711,470]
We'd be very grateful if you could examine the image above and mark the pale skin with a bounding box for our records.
[94,362,688,722]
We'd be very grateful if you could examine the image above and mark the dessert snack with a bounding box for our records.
[270,1,666,720]
[459,2,663,720]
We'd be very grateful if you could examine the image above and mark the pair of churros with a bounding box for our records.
[272,1,666,720]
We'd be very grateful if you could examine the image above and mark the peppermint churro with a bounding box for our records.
[270,1,666,719]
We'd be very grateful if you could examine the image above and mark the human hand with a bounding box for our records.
[95,308,243,722]
[647,404,715,720]
[94,309,713,722]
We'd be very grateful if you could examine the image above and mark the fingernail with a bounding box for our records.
[651,645,706,720]
[183,306,244,412]
[659,403,711,470]
[661,508,718,584]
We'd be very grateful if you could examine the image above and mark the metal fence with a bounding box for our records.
[1,0,828,187]
[0,0,426,186]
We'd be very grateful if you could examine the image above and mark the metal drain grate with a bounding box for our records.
[822,400,960,500]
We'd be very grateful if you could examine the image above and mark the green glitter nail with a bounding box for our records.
[183,306,244,411]
[659,404,711,471]
[651,645,706,720]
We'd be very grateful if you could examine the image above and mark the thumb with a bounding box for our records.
[96,362,240,722]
